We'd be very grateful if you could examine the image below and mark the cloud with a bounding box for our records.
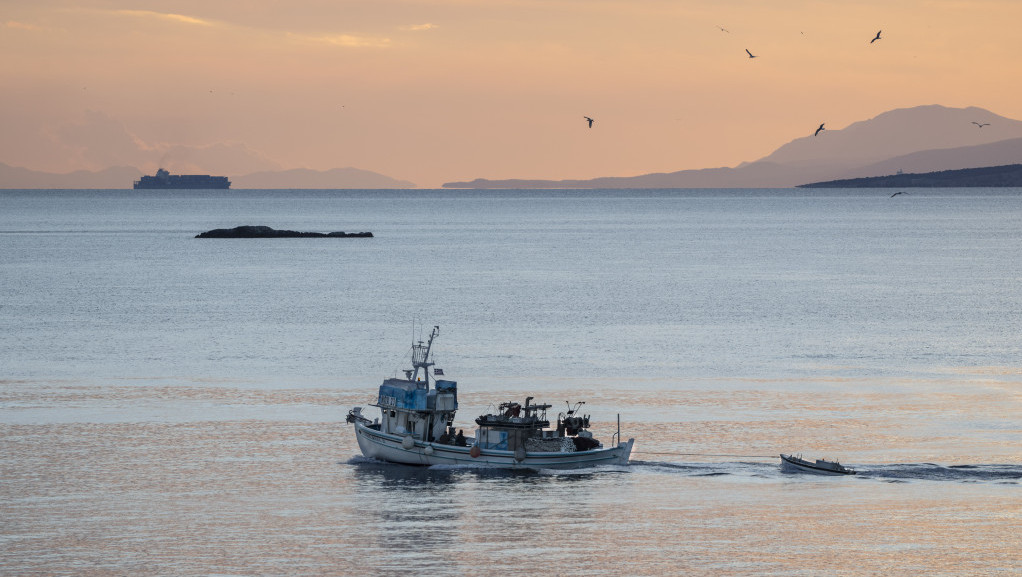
[400,23,438,32]
[49,111,279,175]
[103,9,392,50]
[54,110,153,170]
[154,142,282,175]
[5,20,45,31]
[113,10,215,27]
[291,32,392,48]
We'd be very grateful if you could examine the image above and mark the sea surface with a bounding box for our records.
[2,188,1020,576]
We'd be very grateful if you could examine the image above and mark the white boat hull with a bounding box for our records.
[354,420,633,470]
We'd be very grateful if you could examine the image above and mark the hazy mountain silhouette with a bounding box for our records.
[444,105,1022,188]
[0,164,415,189]
[0,163,142,188]
[752,105,1022,169]
[232,168,414,189]
[830,137,1022,180]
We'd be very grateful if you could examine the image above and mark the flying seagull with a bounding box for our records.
[971,121,990,128]
[584,116,594,128]
[814,123,825,136]
[745,48,757,58]
[717,25,730,33]
[871,30,882,43]
[890,191,906,198]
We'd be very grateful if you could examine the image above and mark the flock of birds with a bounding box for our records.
[583,27,992,137]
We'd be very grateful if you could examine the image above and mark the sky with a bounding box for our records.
[3,0,1022,187]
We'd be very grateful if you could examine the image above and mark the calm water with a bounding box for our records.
[2,189,1020,575]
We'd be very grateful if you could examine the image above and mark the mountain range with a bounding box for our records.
[5,105,1022,189]
[0,164,415,189]
[442,105,1022,188]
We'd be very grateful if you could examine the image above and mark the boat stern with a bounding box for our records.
[617,438,635,465]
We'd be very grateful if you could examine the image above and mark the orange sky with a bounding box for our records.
[3,0,1022,187]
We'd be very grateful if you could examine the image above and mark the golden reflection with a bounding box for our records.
[2,381,1019,575]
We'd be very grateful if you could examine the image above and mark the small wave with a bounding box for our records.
[345,455,392,466]
[535,464,630,476]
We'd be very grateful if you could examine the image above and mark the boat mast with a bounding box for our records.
[410,325,439,385]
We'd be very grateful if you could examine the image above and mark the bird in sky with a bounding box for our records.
[871,30,882,43]
[890,191,906,197]
[745,48,757,59]
[814,123,825,136]
[717,25,730,33]
[584,116,594,128]
[971,121,990,128]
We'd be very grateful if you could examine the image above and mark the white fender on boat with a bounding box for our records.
[402,435,415,449]
[514,446,526,462]
[424,445,434,455]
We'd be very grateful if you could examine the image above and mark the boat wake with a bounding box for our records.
[534,464,630,476]
[630,460,770,478]
[346,456,1019,484]
[858,463,1022,484]
[630,460,1022,484]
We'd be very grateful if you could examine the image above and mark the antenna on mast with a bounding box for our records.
[409,325,439,384]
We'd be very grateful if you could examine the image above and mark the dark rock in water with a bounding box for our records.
[196,225,373,238]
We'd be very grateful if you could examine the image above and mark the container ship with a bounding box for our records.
[134,168,230,189]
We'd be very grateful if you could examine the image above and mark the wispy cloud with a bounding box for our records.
[291,33,392,48]
[113,10,215,27]
[400,23,438,32]
[5,20,45,32]
[104,9,393,49]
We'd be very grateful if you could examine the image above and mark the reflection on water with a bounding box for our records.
[2,383,1019,576]
[3,189,1022,574]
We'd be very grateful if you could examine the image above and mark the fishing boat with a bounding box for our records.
[780,453,856,476]
[346,326,634,469]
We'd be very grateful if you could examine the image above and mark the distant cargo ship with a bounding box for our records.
[134,168,230,189]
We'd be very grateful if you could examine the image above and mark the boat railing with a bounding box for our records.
[346,407,373,426]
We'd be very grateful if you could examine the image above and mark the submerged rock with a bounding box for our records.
[196,225,373,238]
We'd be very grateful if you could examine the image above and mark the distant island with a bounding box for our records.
[231,167,415,189]
[799,164,1022,188]
[196,225,373,238]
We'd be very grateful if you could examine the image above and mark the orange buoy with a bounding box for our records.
[470,445,481,458]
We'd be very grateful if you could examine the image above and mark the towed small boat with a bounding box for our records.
[780,453,856,476]
[346,326,634,470]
